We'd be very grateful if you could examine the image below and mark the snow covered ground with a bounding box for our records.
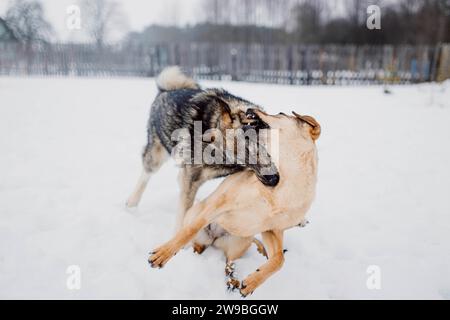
[0,76,449,299]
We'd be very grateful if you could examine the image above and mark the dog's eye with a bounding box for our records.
[278,112,286,116]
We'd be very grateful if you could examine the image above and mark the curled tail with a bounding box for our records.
[156,66,200,92]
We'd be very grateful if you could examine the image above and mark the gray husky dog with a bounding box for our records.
[127,66,279,231]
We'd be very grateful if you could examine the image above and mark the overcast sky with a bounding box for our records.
[0,0,202,42]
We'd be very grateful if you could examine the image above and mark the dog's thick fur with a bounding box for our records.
[127,67,279,230]
[149,109,321,296]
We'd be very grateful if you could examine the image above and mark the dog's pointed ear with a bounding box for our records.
[292,111,321,141]
[216,98,233,129]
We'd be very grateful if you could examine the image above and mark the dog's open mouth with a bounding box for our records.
[243,108,270,130]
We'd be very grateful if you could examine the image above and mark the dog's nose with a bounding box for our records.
[262,174,280,187]
[246,108,257,119]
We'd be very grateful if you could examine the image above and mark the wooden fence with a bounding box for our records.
[0,42,449,85]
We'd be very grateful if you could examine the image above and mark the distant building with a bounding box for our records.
[0,18,17,42]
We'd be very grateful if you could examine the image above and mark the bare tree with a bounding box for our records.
[194,0,449,45]
[5,0,53,44]
[80,0,127,47]
[5,0,53,72]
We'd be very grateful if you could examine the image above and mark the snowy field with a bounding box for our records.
[0,76,449,300]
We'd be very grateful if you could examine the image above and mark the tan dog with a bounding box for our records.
[149,109,321,296]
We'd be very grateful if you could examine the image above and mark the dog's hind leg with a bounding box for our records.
[126,135,168,208]
[240,230,284,297]
[215,235,253,262]
[225,261,240,291]
[213,235,253,291]
[126,170,151,208]
[252,238,268,258]
[191,226,214,254]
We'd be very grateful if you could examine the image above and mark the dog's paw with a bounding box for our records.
[124,204,138,214]
[298,219,309,228]
[126,195,140,208]
[227,278,240,291]
[125,202,136,209]
[239,272,261,297]
[148,243,177,268]
[225,261,240,292]
[125,199,139,214]
[192,243,206,255]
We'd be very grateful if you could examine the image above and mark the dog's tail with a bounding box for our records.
[156,66,199,92]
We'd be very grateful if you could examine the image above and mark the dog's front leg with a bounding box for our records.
[175,166,205,232]
[149,195,227,268]
[149,216,208,268]
[240,230,284,297]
